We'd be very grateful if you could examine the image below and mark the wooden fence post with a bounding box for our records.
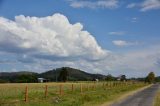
[87,84,89,91]
[94,82,96,90]
[106,83,108,88]
[80,84,83,93]
[71,84,74,92]
[103,83,105,90]
[59,84,63,95]
[25,86,28,102]
[45,85,48,98]
[110,82,112,88]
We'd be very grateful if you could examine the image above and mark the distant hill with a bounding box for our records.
[39,67,106,81]
[0,67,106,83]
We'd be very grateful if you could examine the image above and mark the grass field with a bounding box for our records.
[0,81,148,106]
[154,89,160,106]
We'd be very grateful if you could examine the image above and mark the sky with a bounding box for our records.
[0,0,160,77]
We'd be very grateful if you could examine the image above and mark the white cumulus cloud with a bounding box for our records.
[0,13,109,61]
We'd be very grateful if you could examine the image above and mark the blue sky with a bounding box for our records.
[0,0,160,77]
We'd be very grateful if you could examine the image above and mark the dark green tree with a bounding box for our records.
[58,67,69,82]
[105,74,116,81]
[145,72,155,83]
[121,75,126,81]
[15,74,37,83]
[0,79,9,83]
[155,77,160,82]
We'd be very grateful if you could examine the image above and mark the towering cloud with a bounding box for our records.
[0,13,108,61]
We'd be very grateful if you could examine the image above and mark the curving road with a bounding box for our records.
[111,84,160,106]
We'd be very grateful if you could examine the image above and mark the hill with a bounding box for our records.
[39,67,106,81]
[0,67,106,83]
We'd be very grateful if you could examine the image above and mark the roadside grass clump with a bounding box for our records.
[154,90,160,106]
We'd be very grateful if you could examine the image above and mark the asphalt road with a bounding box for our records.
[111,84,160,106]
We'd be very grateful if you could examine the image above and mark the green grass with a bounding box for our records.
[154,90,160,106]
[0,82,148,106]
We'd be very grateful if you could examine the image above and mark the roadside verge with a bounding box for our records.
[101,84,152,106]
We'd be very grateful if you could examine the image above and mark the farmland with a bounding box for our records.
[0,81,148,106]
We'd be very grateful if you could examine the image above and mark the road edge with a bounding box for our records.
[100,84,152,106]
[153,84,160,106]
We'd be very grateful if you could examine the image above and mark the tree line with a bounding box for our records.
[0,68,159,83]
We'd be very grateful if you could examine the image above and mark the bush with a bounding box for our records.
[0,79,9,83]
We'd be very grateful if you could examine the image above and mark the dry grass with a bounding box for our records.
[0,81,148,106]
[154,90,160,106]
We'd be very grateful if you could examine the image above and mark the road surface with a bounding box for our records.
[112,84,160,106]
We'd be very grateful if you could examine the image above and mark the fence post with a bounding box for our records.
[25,86,28,102]
[87,84,89,91]
[45,85,48,98]
[103,83,105,90]
[59,84,63,95]
[71,84,74,92]
[109,82,112,88]
[94,82,96,90]
[106,83,108,88]
[80,84,83,93]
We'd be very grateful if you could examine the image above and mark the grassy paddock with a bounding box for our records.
[154,90,160,106]
[0,81,148,106]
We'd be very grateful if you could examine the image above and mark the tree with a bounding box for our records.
[105,74,116,81]
[155,77,160,82]
[58,67,69,82]
[145,72,155,83]
[15,74,37,83]
[0,79,9,83]
[121,75,126,81]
